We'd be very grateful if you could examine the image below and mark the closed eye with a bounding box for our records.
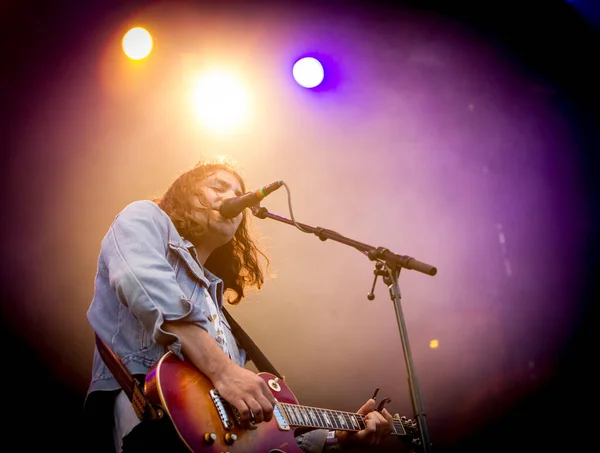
[212,179,243,197]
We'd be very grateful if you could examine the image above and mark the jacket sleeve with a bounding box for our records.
[295,429,329,453]
[102,201,211,353]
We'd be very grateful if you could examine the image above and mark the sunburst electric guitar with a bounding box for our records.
[144,351,420,452]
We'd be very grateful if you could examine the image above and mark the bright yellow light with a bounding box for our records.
[429,339,439,349]
[122,27,153,60]
[190,70,249,133]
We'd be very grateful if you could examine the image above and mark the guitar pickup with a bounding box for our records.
[209,389,234,430]
[273,401,291,431]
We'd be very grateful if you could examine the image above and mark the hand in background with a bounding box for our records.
[335,398,394,449]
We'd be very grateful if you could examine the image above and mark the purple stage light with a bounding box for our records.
[292,57,325,88]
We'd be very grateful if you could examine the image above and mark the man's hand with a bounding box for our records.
[213,364,276,424]
[335,398,394,449]
[162,321,276,424]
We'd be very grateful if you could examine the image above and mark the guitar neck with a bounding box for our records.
[278,402,407,436]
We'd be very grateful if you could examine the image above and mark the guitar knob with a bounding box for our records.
[203,433,217,444]
[224,433,237,445]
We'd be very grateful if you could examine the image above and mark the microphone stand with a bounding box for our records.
[251,205,436,452]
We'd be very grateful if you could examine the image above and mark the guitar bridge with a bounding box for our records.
[209,389,234,430]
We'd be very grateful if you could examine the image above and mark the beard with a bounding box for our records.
[187,208,237,249]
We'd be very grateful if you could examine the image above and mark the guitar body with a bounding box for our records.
[144,351,303,453]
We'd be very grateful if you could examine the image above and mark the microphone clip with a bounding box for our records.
[250,205,268,219]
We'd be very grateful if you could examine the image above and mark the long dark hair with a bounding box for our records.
[154,157,269,304]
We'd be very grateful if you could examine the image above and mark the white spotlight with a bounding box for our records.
[190,70,249,133]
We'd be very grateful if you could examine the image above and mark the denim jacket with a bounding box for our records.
[87,200,246,395]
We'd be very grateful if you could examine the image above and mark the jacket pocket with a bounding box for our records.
[167,243,208,301]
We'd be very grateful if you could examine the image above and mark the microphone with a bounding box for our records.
[219,180,284,218]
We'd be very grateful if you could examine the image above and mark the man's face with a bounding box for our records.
[190,169,244,246]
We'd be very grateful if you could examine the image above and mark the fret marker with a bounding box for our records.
[337,413,348,428]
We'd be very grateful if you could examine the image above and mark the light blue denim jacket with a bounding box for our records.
[86,200,329,452]
[87,200,246,393]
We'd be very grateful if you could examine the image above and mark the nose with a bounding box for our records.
[219,189,239,204]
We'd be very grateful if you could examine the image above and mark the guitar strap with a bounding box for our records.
[222,307,284,380]
[94,333,162,422]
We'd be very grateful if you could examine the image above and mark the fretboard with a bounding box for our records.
[278,402,407,436]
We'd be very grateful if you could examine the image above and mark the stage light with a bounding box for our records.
[190,70,249,133]
[292,57,324,88]
[122,27,153,60]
